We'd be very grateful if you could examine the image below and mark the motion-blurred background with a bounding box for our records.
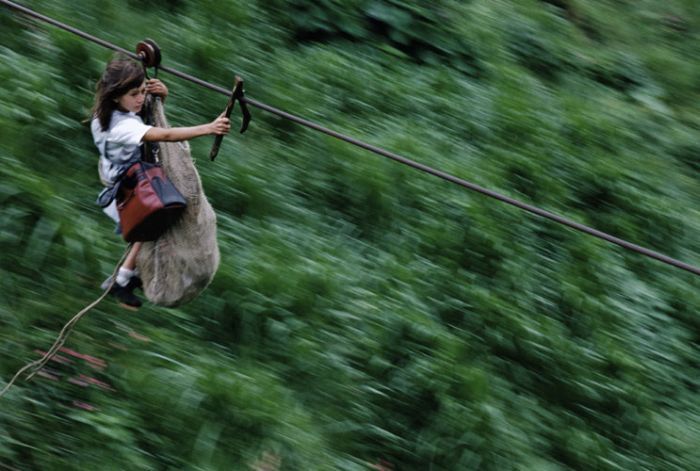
[1,1,699,469]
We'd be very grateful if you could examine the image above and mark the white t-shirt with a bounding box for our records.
[91,110,152,186]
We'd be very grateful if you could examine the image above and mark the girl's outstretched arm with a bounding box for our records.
[143,114,230,142]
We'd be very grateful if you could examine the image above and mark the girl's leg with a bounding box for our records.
[122,242,142,271]
[111,242,143,309]
[115,242,142,288]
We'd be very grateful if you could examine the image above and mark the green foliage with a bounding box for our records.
[1,0,700,469]
[261,0,483,76]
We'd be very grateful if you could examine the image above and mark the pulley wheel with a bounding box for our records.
[136,39,161,68]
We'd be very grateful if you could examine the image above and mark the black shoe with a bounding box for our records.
[109,283,142,310]
[128,275,143,290]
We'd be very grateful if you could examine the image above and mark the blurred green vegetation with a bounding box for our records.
[1,0,699,469]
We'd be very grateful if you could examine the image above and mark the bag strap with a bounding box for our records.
[141,95,160,164]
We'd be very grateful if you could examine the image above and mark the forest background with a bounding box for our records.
[1,0,699,469]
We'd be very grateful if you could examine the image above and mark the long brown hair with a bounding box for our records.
[91,56,145,131]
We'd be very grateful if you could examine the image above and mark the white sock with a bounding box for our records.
[116,267,135,287]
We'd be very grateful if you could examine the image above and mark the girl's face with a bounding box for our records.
[116,81,146,113]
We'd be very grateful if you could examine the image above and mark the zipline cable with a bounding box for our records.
[1,0,699,277]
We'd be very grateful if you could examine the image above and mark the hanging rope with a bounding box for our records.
[1,0,698,276]
[0,248,130,399]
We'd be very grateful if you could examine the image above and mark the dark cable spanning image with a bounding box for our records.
[3,1,700,469]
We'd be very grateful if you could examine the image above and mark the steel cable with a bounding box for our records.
[1,0,698,276]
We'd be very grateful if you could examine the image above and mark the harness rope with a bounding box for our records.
[0,248,130,399]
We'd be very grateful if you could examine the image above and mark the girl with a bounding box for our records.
[91,56,230,309]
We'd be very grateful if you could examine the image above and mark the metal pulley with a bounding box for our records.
[136,39,161,68]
